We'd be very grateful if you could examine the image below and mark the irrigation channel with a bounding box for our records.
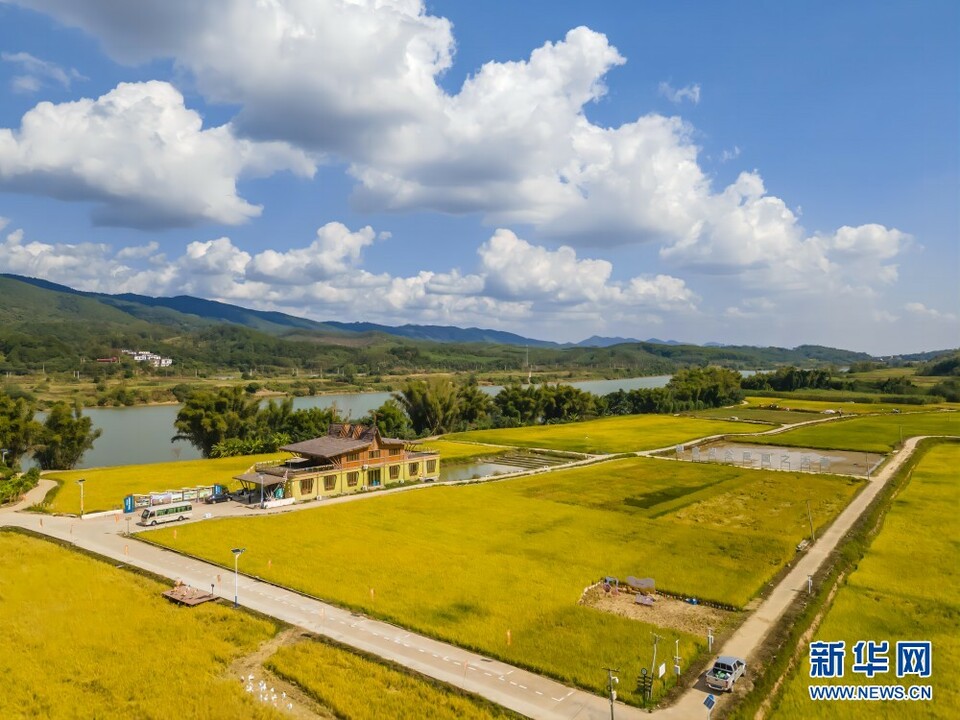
[61,375,674,469]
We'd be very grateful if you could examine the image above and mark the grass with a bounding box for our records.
[147,456,862,705]
[45,453,289,514]
[418,438,510,464]
[267,637,518,720]
[448,414,760,453]
[0,530,282,720]
[743,411,958,453]
[770,442,960,718]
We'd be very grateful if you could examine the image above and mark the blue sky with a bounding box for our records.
[0,0,956,354]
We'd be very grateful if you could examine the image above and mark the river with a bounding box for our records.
[69,375,675,469]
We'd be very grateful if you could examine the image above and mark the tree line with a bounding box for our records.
[171,367,746,455]
[0,393,102,470]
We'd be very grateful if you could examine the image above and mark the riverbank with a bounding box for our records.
[2,367,661,409]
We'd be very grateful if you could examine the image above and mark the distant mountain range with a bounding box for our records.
[4,273,932,376]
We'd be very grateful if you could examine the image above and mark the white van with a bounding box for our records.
[139,501,193,526]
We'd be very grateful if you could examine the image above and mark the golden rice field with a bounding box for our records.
[0,530,282,720]
[772,441,960,718]
[267,638,517,720]
[148,456,863,704]
[45,453,290,514]
[448,414,760,453]
[743,396,955,414]
[743,411,958,453]
[418,438,510,463]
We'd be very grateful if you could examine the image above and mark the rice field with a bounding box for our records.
[743,411,958,453]
[0,530,282,720]
[267,638,518,720]
[743,396,954,414]
[418,438,510,464]
[686,407,810,424]
[771,442,960,718]
[44,453,289,514]
[148,456,862,704]
[448,414,760,453]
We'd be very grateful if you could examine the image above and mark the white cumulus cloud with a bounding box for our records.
[0,81,315,228]
[658,81,701,105]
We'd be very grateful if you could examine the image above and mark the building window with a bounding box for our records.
[426,459,436,474]
[346,452,360,462]
[369,449,381,459]
[408,462,419,476]
[389,465,400,480]
[347,472,359,487]
[300,478,315,495]
[324,475,336,491]
[368,468,381,487]
[389,447,401,456]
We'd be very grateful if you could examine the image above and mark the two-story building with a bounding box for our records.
[233,423,440,504]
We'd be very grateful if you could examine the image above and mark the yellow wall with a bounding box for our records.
[284,454,440,501]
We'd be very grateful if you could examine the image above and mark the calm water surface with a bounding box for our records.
[74,375,675,468]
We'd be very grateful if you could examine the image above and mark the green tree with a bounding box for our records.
[173,386,260,457]
[493,383,541,426]
[32,402,102,470]
[364,399,413,439]
[456,378,493,429]
[0,393,40,466]
[394,378,459,436]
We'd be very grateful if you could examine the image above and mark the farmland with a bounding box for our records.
[448,414,760,453]
[743,396,954,414]
[147,456,862,704]
[418,438,510,464]
[267,637,517,720]
[0,530,282,720]
[743,411,958,453]
[771,441,960,718]
[44,453,289,514]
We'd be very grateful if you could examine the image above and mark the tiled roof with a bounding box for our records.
[280,436,371,458]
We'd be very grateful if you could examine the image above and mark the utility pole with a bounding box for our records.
[806,499,816,543]
[603,667,619,720]
[651,633,662,676]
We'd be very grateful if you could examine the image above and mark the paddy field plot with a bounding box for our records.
[742,411,958,453]
[0,530,282,720]
[417,438,511,464]
[743,396,954,414]
[772,441,960,718]
[685,407,808,425]
[448,414,760,453]
[148,456,862,704]
[267,637,517,720]
[45,453,289,514]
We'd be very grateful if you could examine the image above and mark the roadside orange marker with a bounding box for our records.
[507,629,512,646]
[124,544,129,556]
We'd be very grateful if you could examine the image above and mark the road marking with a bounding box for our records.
[518,684,527,689]
[535,691,543,696]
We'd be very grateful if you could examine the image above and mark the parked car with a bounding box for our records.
[203,491,230,504]
[705,656,746,692]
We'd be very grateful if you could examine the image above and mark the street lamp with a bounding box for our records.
[231,547,246,608]
[77,478,86,517]
[604,667,619,720]
[0,448,8,466]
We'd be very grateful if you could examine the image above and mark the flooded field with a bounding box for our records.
[673,440,884,477]
[440,450,578,482]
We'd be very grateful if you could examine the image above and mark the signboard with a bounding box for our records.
[658,663,666,678]
[703,694,717,710]
[123,495,135,514]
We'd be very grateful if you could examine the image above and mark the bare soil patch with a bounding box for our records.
[580,585,738,636]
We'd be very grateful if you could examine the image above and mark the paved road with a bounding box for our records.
[1,427,946,719]
[1,480,640,720]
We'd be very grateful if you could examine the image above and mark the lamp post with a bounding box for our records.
[77,478,86,517]
[604,667,619,720]
[0,448,8,466]
[231,547,246,608]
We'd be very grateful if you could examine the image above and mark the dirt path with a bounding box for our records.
[228,628,334,720]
